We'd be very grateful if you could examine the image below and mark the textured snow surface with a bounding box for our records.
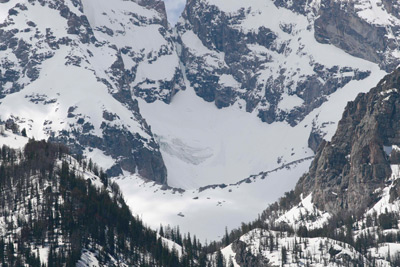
[0,1,16,23]
[178,0,384,127]
[77,250,100,267]
[164,0,186,25]
[139,87,313,189]
[0,0,394,248]
[84,148,116,171]
[129,49,385,241]
[158,234,184,258]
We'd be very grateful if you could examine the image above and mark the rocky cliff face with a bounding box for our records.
[0,0,178,183]
[176,0,371,126]
[296,68,400,214]
[315,0,400,72]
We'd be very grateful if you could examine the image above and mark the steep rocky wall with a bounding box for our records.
[296,68,400,214]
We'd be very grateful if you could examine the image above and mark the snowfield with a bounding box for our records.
[114,158,312,242]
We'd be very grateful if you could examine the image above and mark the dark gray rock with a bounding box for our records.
[296,68,400,215]
[308,128,324,154]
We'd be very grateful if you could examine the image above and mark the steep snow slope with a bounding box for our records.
[139,87,313,189]
[0,129,29,148]
[112,0,386,242]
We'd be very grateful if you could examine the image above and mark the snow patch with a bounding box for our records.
[277,194,331,230]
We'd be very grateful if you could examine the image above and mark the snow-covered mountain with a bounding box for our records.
[2,0,400,263]
[177,0,372,125]
[0,0,186,183]
[121,0,391,242]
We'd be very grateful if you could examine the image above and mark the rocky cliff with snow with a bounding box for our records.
[297,68,400,215]
[216,69,400,267]
[176,0,371,125]
[315,0,400,72]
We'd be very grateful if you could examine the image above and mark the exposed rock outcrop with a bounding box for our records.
[297,68,400,214]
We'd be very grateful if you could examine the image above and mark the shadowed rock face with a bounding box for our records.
[315,0,400,72]
[296,68,400,215]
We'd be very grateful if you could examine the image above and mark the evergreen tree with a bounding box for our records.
[216,249,225,267]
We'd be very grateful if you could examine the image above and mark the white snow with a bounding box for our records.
[355,0,400,26]
[84,148,115,170]
[134,54,180,87]
[0,0,394,250]
[81,0,182,97]
[114,158,312,242]
[133,14,386,239]
[139,86,313,189]
[278,94,304,112]
[38,246,49,265]
[238,228,375,267]
[371,243,400,261]
[218,74,240,88]
[77,250,100,267]
[0,0,17,23]
[159,234,183,258]
[0,130,29,149]
[221,244,240,267]
[0,46,150,145]
[277,194,331,230]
